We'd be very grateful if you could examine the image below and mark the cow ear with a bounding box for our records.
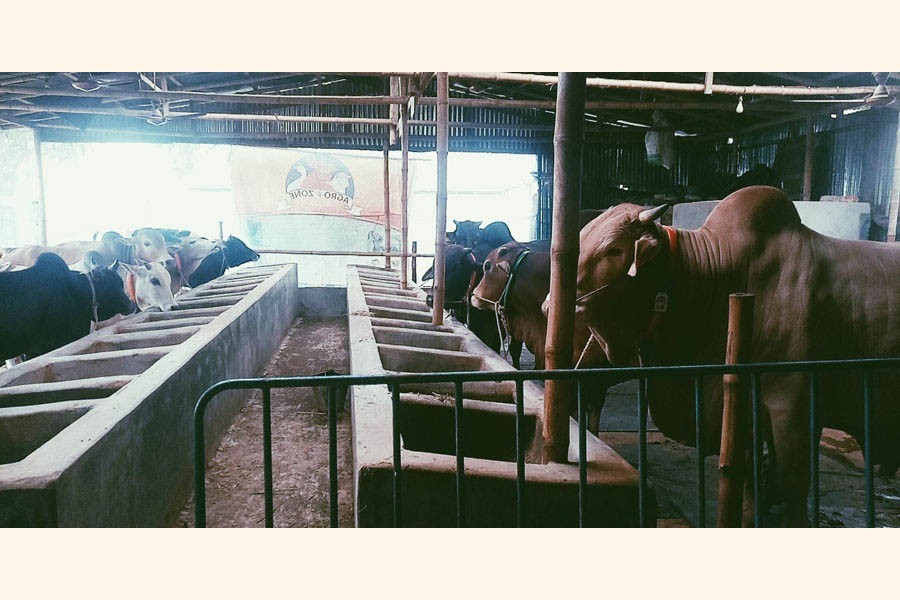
[628,232,661,277]
[475,221,483,227]
[453,219,459,226]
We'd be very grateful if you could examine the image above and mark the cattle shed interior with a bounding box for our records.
[2,71,900,530]
[2,71,899,241]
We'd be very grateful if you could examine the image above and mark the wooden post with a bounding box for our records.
[543,72,585,463]
[716,293,755,527]
[886,115,900,242]
[218,220,224,244]
[400,77,410,288]
[33,129,47,245]
[389,77,400,146]
[802,116,814,202]
[411,241,418,283]
[432,72,449,326]
[383,132,392,269]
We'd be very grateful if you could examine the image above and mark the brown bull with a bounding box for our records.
[472,240,609,432]
[572,185,900,526]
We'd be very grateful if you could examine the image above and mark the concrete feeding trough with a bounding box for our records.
[0,264,298,526]
[348,265,647,527]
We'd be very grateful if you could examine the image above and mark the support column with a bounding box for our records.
[400,77,410,288]
[543,72,585,463]
[383,131,392,269]
[802,115,814,203]
[886,115,900,242]
[432,72,449,326]
[33,129,48,245]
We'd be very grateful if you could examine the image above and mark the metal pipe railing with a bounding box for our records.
[193,357,900,528]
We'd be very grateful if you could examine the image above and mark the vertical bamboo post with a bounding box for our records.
[389,76,400,146]
[400,77,410,288]
[218,220,224,244]
[33,129,48,245]
[383,131,392,269]
[803,116,814,202]
[543,72,585,463]
[432,72,449,326]
[411,241,418,283]
[716,293,755,527]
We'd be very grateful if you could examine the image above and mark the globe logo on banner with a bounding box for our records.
[282,153,360,215]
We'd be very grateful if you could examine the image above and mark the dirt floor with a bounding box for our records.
[175,317,354,527]
[177,315,899,528]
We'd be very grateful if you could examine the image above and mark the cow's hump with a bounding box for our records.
[703,185,801,236]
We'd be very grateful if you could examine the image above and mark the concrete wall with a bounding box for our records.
[0,264,298,526]
[297,287,347,318]
[673,200,872,240]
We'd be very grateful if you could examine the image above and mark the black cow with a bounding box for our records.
[447,220,481,248]
[424,220,524,367]
[0,253,134,361]
[187,235,260,288]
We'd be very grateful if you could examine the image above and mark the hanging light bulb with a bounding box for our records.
[735,95,744,114]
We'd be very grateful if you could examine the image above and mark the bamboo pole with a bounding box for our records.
[383,132,392,269]
[255,249,433,257]
[716,293,755,528]
[445,72,896,98]
[418,98,751,111]
[543,73,585,463]
[432,72,449,326]
[803,116,815,202]
[400,77,411,289]
[33,129,47,245]
[0,85,406,106]
[389,77,400,145]
[411,241,418,282]
[0,103,392,126]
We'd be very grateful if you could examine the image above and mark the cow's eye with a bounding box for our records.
[606,248,624,257]
[144,242,151,247]
[484,261,492,272]
[151,278,161,286]
[190,240,196,244]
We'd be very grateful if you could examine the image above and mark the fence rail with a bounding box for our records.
[194,357,900,528]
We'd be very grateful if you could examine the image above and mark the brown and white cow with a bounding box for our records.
[568,185,900,526]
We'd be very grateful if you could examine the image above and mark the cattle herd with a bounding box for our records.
[427,185,900,526]
[0,228,259,364]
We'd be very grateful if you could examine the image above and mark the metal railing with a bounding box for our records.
[193,357,900,528]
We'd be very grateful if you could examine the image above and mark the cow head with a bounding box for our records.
[91,265,137,320]
[117,261,177,312]
[223,235,260,266]
[448,220,482,249]
[541,203,670,366]
[470,243,527,312]
[119,228,173,264]
[423,244,480,303]
[172,235,219,279]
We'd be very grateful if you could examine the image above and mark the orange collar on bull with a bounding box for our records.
[125,271,137,305]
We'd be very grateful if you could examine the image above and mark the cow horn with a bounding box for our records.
[638,204,670,224]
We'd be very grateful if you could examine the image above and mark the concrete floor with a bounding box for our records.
[175,317,354,527]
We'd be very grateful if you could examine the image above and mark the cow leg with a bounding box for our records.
[509,339,523,369]
[767,390,810,527]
